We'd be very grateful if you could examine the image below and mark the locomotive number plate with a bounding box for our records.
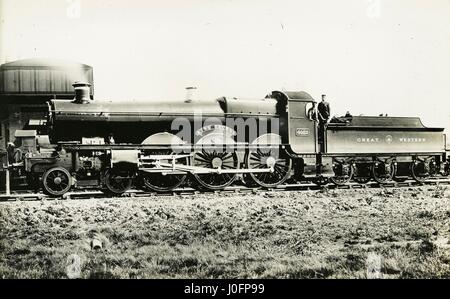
[295,128,310,137]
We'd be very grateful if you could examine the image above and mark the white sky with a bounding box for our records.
[1,0,449,129]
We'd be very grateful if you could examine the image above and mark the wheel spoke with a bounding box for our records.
[42,167,71,196]
[247,149,291,188]
[193,150,238,190]
[221,152,232,160]
[221,164,235,169]
[195,156,210,164]
[250,156,260,162]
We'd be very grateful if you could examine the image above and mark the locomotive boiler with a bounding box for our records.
[7,82,448,196]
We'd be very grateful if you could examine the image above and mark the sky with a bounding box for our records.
[0,0,449,129]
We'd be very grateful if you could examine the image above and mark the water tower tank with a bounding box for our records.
[0,58,94,101]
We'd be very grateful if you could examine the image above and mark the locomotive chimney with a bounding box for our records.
[72,81,92,104]
[184,86,197,103]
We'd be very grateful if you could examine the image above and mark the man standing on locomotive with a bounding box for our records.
[318,94,330,123]
[317,94,330,150]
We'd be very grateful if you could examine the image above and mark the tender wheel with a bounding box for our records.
[372,161,395,184]
[246,147,292,188]
[42,167,72,196]
[192,149,239,190]
[141,151,188,192]
[411,160,431,183]
[443,162,450,176]
[330,162,354,186]
[104,169,133,195]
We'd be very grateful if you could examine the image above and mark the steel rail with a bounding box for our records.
[1,178,449,202]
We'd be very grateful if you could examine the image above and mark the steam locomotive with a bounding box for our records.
[6,82,448,196]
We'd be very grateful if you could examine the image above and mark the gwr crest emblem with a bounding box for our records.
[385,135,393,143]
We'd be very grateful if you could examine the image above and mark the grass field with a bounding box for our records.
[1,186,450,278]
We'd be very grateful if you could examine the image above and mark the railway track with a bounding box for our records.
[1,177,450,202]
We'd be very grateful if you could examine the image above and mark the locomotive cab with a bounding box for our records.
[269,91,319,155]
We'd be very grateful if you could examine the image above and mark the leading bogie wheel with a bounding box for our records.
[42,167,72,196]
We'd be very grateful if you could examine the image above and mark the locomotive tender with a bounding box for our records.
[6,82,448,196]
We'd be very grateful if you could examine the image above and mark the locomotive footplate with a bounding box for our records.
[59,143,285,152]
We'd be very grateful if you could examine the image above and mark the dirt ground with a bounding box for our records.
[1,185,450,279]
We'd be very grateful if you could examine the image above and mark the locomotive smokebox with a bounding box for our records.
[72,81,92,104]
[184,86,197,103]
